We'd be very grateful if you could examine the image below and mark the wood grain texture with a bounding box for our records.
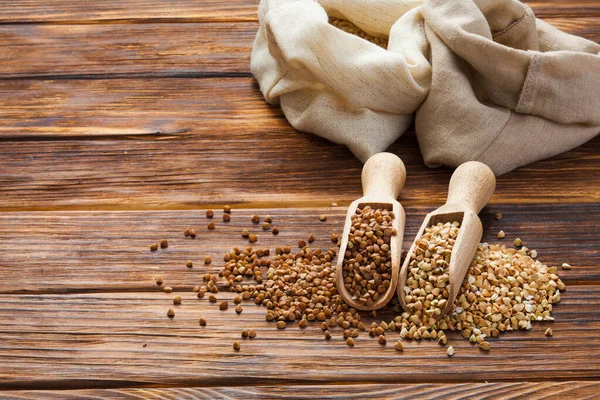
[1,285,599,389]
[0,1,258,24]
[6,382,600,399]
[0,286,598,389]
[524,0,600,18]
[0,78,598,211]
[0,23,253,79]
[547,17,600,42]
[0,0,597,23]
[0,18,596,79]
[0,0,598,394]
[0,204,596,294]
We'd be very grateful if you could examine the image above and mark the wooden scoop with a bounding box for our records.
[336,152,406,311]
[397,161,496,316]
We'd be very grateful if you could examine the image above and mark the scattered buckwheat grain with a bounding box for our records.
[530,250,537,258]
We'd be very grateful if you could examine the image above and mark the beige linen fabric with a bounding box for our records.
[251,0,600,175]
[251,0,430,161]
[416,0,600,175]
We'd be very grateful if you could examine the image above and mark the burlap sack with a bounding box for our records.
[251,0,600,175]
[251,0,429,161]
[417,0,600,175]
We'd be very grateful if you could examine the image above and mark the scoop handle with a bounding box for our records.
[446,161,496,213]
[361,152,406,200]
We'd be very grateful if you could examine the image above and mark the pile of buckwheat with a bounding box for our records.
[397,230,564,351]
[341,206,397,307]
[403,221,458,324]
[153,206,566,354]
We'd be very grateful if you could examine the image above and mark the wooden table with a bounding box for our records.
[0,1,598,398]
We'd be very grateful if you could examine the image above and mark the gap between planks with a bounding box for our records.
[2,381,600,397]
[1,196,600,212]
[4,381,600,399]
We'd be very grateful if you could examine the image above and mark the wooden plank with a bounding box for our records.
[6,381,600,399]
[0,18,596,79]
[524,0,600,18]
[0,1,258,24]
[0,0,597,23]
[0,286,597,389]
[546,17,600,43]
[0,23,254,79]
[547,17,600,42]
[0,78,598,210]
[0,205,596,294]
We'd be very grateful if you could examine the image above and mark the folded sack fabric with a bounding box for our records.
[251,0,600,175]
[251,0,431,162]
[417,0,600,175]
